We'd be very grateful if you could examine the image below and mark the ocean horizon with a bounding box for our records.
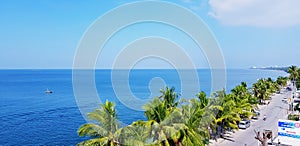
[0,69,288,145]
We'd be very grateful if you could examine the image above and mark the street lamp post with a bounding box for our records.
[292,80,299,114]
[294,80,298,112]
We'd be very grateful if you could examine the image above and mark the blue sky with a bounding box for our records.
[1,0,300,69]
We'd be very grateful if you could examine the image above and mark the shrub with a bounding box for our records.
[288,114,300,121]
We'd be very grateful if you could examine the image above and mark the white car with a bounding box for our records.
[252,111,260,120]
[238,120,250,129]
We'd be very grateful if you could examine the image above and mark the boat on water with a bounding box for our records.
[45,89,53,94]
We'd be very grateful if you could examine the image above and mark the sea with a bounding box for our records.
[0,69,288,145]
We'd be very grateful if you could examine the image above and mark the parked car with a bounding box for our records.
[238,120,250,129]
[252,111,260,120]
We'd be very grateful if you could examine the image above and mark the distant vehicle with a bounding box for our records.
[252,111,260,120]
[238,120,250,129]
[241,118,251,123]
[45,89,53,94]
[263,114,267,121]
[282,99,288,104]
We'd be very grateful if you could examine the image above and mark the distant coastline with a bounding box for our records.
[250,66,289,72]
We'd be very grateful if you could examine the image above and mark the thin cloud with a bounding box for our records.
[209,0,300,27]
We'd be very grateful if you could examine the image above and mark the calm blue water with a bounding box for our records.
[0,69,287,145]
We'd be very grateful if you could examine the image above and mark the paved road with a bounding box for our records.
[210,88,291,146]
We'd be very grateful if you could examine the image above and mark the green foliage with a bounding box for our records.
[294,103,300,112]
[77,77,285,145]
[288,66,298,81]
[288,114,300,121]
[276,76,288,87]
[288,66,300,89]
[252,78,279,104]
[77,100,121,146]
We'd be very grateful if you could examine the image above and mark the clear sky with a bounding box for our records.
[1,0,300,69]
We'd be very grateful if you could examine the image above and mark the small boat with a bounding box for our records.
[45,89,53,94]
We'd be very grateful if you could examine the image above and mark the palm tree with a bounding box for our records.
[159,87,179,108]
[192,92,221,144]
[253,79,268,104]
[178,92,212,145]
[288,66,298,86]
[276,76,288,89]
[212,90,242,138]
[231,82,248,98]
[231,82,258,107]
[118,120,152,145]
[197,91,209,109]
[297,68,300,89]
[266,78,280,94]
[142,87,182,145]
[77,100,121,146]
[195,91,221,135]
[143,97,170,124]
[143,87,207,146]
[253,78,282,105]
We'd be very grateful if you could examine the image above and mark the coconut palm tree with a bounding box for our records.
[267,78,280,93]
[142,87,182,145]
[143,87,180,123]
[143,87,207,146]
[159,87,179,108]
[179,93,209,143]
[288,66,298,85]
[276,76,288,89]
[231,82,258,108]
[189,92,221,144]
[197,91,209,109]
[253,78,282,105]
[118,120,152,145]
[231,82,248,98]
[211,90,242,138]
[77,100,121,146]
[144,97,170,124]
[253,79,269,104]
